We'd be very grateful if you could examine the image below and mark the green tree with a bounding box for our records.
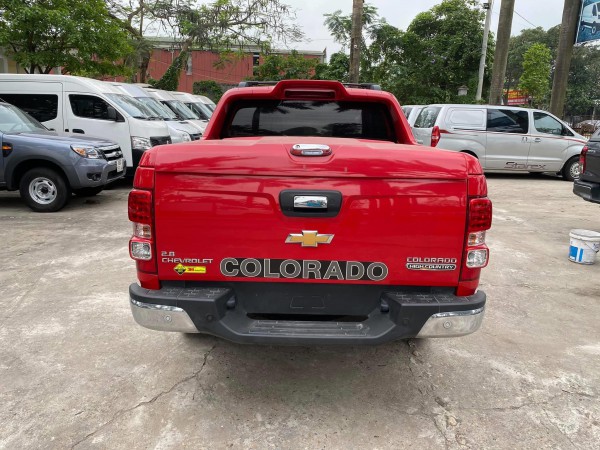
[0,0,132,75]
[314,52,350,82]
[151,50,188,90]
[251,50,317,81]
[323,4,381,51]
[398,0,492,104]
[519,43,552,107]
[193,80,224,102]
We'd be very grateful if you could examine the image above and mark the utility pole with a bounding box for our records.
[349,0,364,83]
[489,0,515,105]
[550,0,581,117]
[476,1,494,101]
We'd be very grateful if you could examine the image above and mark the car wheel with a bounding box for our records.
[73,187,104,197]
[19,167,70,212]
[562,156,580,182]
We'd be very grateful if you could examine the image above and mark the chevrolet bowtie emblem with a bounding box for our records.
[285,230,334,247]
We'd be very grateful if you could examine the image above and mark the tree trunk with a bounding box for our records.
[550,0,581,117]
[349,0,363,83]
[489,0,515,105]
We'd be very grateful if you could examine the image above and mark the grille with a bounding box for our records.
[150,136,172,147]
[98,145,123,162]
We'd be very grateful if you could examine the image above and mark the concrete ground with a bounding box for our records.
[0,174,598,450]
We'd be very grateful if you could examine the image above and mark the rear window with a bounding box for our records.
[414,106,441,128]
[223,100,396,142]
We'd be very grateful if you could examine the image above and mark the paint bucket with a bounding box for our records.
[569,229,600,265]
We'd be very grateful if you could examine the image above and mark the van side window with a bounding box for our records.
[69,95,111,120]
[448,109,486,128]
[533,112,564,136]
[414,106,441,128]
[487,109,529,133]
[0,94,58,122]
[594,4,597,16]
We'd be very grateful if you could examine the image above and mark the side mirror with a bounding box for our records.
[107,106,117,121]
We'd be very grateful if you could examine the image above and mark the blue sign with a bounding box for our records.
[576,0,600,44]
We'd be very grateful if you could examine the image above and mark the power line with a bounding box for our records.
[513,10,538,28]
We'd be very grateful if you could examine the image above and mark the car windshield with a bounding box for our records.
[135,97,178,120]
[0,103,48,133]
[186,102,212,120]
[164,100,199,120]
[105,93,155,119]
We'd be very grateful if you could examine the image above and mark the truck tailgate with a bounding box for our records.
[153,138,469,287]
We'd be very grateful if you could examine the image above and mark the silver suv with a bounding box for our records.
[412,104,587,181]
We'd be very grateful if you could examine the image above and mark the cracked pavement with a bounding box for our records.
[1,174,599,449]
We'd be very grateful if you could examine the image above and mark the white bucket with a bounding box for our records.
[569,229,600,265]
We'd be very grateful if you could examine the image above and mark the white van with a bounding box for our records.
[108,83,202,143]
[581,2,600,35]
[0,74,172,170]
[171,91,213,121]
[401,105,425,126]
[195,95,217,112]
[142,88,208,133]
[412,104,587,181]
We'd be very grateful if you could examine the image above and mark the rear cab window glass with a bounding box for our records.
[487,109,529,133]
[533,112,564,136]
[223,100,396,142]
[413,106,441,128]
[0,94,58,122]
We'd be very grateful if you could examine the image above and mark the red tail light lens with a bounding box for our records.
[431,126,441,147]
[468,198,492,232]
[580,146,588,175]
[128,190,152,224]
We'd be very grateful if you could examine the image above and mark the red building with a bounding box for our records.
[139,38,327,93]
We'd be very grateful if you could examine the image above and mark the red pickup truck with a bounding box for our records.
[128,80,492,344]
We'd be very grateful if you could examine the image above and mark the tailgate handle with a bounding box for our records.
[290,144,332,157]
[280,190,342,218]
[294,196,327,209]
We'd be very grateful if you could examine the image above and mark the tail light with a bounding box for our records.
[457,172,492,296]
[580,146,588,176]
[128,156,159,289]
[431,126,441,147]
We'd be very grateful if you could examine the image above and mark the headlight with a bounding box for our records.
[71,145,101,159]
[131,136,152,150]
[181,132,192,142]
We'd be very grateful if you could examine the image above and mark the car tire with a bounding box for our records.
[562,156,580,182]
[19,167,70,212]
[73,187,104,197]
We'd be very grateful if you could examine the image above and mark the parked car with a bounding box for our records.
[412,104,587,181]
[171,91,213,121]
[142,88,208,133]
[574,128,600,203]
[0,100,124,212]
[109,83,202,143]
[401,105,425,126]
[0,74,171,172]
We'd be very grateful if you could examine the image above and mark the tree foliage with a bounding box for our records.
[0,0,132,75]
[250,51,317,81]
[193,80,224,102]
[319,0,492,105]
[314,52,350,82]
[519,43,552,107]
[151,50,188,90]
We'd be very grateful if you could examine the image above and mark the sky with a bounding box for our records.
[285,0,569,56]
